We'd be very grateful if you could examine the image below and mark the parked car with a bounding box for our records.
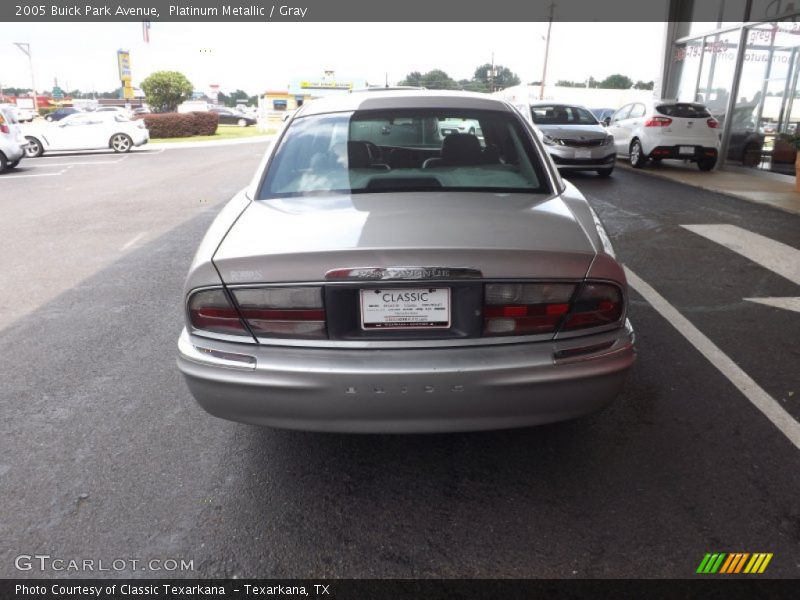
[439,117,481,137]
[726,104,765,167]
[604,100,720,170]
[177,90,636,433]
[15,107,36,122]
[528,103,616,177]
[209,106,256,127]
[0,106,26,171]
[45,107,82,122]
[22,112,149,156]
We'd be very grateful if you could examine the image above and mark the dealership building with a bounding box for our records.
[660,0,800,176]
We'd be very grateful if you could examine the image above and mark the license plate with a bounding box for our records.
[679,145,695,155]
[575,150,592,159]
[360,288,450,329]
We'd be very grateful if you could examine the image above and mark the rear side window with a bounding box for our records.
[657,104,711,118]
[259,108,551,198]
[629,104,646,119]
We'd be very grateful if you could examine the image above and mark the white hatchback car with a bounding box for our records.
[605,100,720,171]
[22,112,149,157]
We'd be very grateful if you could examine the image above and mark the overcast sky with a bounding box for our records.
[0,22,666,94]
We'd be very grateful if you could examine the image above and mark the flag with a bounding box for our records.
[142,21,151,43]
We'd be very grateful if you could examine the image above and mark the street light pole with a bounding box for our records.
[539,2,555,101]
[13,42,38,111]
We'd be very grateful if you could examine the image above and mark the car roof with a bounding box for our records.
[296,90,515,117]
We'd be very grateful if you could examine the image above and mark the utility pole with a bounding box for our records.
[490,51,495,93]
[539,2,555,101]
[13,42,38,111]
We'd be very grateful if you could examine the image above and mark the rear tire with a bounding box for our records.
[7,158,21,169]
[629,139,647,168]
[110,133,133,153]
[697,157,716,171]
[238,118,247,127]
[24,137,43,157]
[596,168,614,177]
[0,153,7,172]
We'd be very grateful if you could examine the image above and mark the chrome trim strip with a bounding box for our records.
[325,266,483,281]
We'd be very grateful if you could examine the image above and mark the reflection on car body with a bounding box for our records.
[177,90,635,433]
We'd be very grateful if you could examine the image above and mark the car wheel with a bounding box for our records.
[697,157,716,171]
[0,153,6,172]
[742,142,761,167]
[24,137,43,157]
[7,158,21,169]
[629,139,647,168]
[238,118,247,127]
[110,133,133,153]
[596,168,614,177]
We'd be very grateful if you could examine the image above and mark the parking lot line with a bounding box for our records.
[1,169,68,179]
[681,224,800,285]
[625,266,800,451]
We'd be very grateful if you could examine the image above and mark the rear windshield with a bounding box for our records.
[258,108,550,198]
[656,103,711,118]
[530,105,598,125]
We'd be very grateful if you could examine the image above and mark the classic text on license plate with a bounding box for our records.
[360,288,450,329]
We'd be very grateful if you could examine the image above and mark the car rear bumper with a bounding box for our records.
[550,152,616,170]
[648,145,718,161]
[3,144,25,162]
[177,321,635,433]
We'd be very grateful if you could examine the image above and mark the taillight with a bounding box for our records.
[644,116,672,127]
[562,283,624,330]
[483,283,575,336]
[706,118,719,128]
[188,289,250,336]
[0,115,8,134]
[232,287,326,339]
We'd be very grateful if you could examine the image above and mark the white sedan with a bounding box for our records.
[22,112,149,157]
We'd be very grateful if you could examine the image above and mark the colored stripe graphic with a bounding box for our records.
[699,553,773,574]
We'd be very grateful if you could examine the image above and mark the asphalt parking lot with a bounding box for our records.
[1,142,798,578]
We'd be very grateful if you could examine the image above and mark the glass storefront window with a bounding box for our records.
[668,39,704,101]
[696,30,740,123]
[736,21,800,175]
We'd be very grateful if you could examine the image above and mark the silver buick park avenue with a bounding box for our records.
[177,90,635,433]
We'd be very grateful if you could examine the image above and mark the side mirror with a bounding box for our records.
[603,116,611,126]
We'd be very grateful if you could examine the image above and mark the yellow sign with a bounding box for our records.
[300,80,352,90]
[117,50,132,82]
[122,81,135,100]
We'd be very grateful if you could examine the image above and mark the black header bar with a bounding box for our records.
[4,0,677,23]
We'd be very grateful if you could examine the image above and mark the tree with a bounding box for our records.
[141,71,193,112]
[458,78,489,93]
[398,71,423,87]
[399,69,458,90]
[473,63,520,91]
[599,74,633,89]
[633,80,655,90]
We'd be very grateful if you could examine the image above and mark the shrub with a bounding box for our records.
[140,111,219,138]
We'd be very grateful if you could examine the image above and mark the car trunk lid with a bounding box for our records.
[212,192,598,284]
